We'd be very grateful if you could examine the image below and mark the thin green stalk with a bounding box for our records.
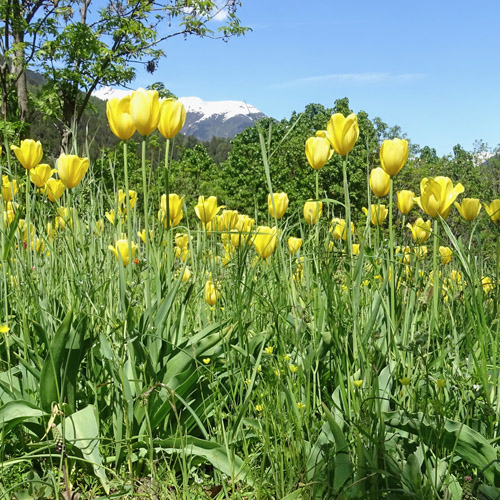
[388,178,395,333]
[141,138,151,315]
[431,219,439,336]
[123,142,133,281]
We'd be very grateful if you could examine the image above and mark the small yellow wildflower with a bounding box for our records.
[436,378,446,388]
[289,365,299,373]
[353,380,363,388]
[255,404,263,412]
[297,402,306,409]
[399,377,411,386]
[0,324,10,334]
[202,358,211,365]
[284,354,291,362]
[264,346,274,355]
[245,379,252,385]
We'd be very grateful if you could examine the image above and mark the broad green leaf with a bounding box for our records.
[0,400,47,426]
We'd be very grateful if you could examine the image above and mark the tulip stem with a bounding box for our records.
[25,170,32,270]
[431,219,440,336]
[141,138,152,317]
[123,142,133,281]
[164,138,173,283]
[388,178,395,333]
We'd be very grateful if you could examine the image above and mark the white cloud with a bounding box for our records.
[212,8,228,21]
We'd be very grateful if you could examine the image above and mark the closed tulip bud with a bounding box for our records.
[326,112,359,156]
[44,178,66,202]
[175,233,189,249]
[3,201,17,225]
[219,210,239,231]
[130,88,160,136]
[10,139,43,170]
[380,138,409,176]
[484,199,500,225]
[362,205,388,226]
[303,200,322,225]
[159,193,184,227]
[231,215,254,247]
[415,177,464,219]
[108,239,137,267]
[352,244,360,256]
[204,279,219,306]
[253,226,278,259]
[454,198,481,221]
[439,246,453,265]
[2,175,18,202]
[330,218,353,241]
[195,196,221,225]
[369,167,391,198]
[407,218,432,244]
[288,237,303,255]
[106,96,136,140]
[181,267,192,282]
[117,189,138,215]
[158,98,186,139]
[57,154,89,189]
[30,164,53,187]
[268,192,289,219]
[305,136,333,170]
[397,190,415,215]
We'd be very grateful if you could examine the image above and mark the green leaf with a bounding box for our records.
[0,400,47,426]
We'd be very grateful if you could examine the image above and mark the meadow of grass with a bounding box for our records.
[0,92,500,499]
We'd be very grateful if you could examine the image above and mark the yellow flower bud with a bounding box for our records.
[362,205,388,226]
[204,279,218,306]
[397,190,415,215]
[106,95,136,140]
[158,98,186,139]
[406,218,431,244]
[2,175,18,202]
[305,136,332,170]
[369,167,390,198]
[380,138,409,176]
[439,246,453,265]
[303,200,322,225]
[30,164,53,188]
[159,193,184,227]
[57,154,89,189]
[130,88,160,136]
[326,113,359,156]
[108,239,137,267]
[288,237,303,255]
[10,139,43,170]
[268,192,289,219]
[454,198,481,221]
[252,226,278,259]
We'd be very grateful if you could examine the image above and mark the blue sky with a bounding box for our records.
[133,0,500,156]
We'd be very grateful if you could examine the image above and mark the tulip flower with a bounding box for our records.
[204,279,219,306]
[380,138,409,176]
[362,205,388,226]
[326,113,359,156]
[130,88,160,136]
[484,199,500,225]
[305,135,333,170]
[3,202,17,225]
[108,239,137,267]
[303,200,322,225]
[175,246,189,262]
[352,244,360,256]
[253,225,278,259]
[481,276,494,294]
[397,190,415,215]
[369,167,390,198]
[407,218,432,244]
[137,229,154,243]
[29,164,53,188]
[57,154,89,189]
[268,192,289,219]
[106,95,136,140]
[454,198,481,221]
[195,196,221,225]
[288,237,303,255]
[43,178,66,202]
[231,215,254,247]
[158,193,184,227]
[439,246,453,265]
[181,267,192,282]
[330,218,354,241]
[175,233,189,249]
[219,210,239,231]
[415,177,464,219]
[2,175,18,202]
[10,139,43,170]
[105,210,116,225]
[117,189,138,214]
[158,98,186,139]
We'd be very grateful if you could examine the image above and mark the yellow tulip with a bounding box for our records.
[204,279,219,306]
[158,98,186,139]
[137,229,154,243]
[2,175,18,202]
[231,215,254,247]
[481,276,494,294]
[44,178,66,202]
[352,244,360,255]
[484,199,500,225]
[288,237,303,255]
[94,219,104,236]
[57,154,89,189]
[108,239,137,267]
[415,177,464,219]
[105,209,116,225]
[195,196,220,225]
[10,139,43,170]
[439,246,453,265]
[303,200,322,225]
[117,189,138,214]
[397,190,415,215]
[326,112,359,156]
[407,218,432,244]
[219,210,239,231]
[29,164,53,187]
[380,138,409,176]
[175,233,189,249]
[253,225,278,259]
[3,202,17,225]
[305,135,332,170]
[130,88,160,136]
[158,193,184,227]
[396,246,411,264]
[268,192,289,219]
[330,218,353,241]
[362,205,388,226]
[454,198,481,221]
[106,95,136,140]
[181,267,192,282]
[369,167,390,198]
[175,246,189,262]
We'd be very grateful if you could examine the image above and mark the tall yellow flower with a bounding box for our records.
[158,193,184,227]
[397,190,415,215]
[326,113,359,156]
[231,215,254,247]
[380,138,409,176]
[407,218,432,244]
[106,95,136,140]
[204,279,219,306]
[2,175,18,202]
[30,164,53,187]
[415,177,464,219]
[484,200,500,225]
[288,237,303,255]
[454,198,481,221]
[330,218,353,241]
[43,178,66,202]
[362,205,388,226]
[268,192,289,219]
[118,189,138,214]
[130,88,160,136]
[369,167,390,198]
[305,135,333,170]
[303,200,322,225]
[439,246,453,265]
[158,98,186,139]
[195,196,220,225]
[57,154,89,189]
[108,239,137,267]
[219,210,239,231]
[10,139,43,170]
[253,225,278,259]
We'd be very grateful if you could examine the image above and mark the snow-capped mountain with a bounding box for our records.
[93,87,266,141]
